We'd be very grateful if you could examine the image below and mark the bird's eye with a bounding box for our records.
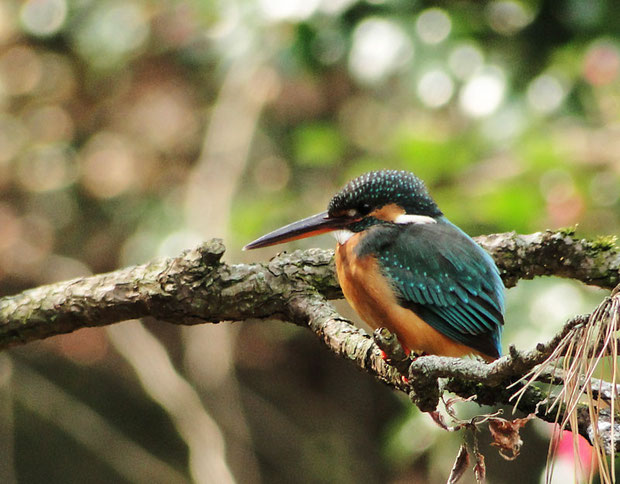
[342,204,371,218]
[356,203,371,216]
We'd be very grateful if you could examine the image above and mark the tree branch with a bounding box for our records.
[476,229,619,289]
[0,230,619,452]
[1,229,617,350]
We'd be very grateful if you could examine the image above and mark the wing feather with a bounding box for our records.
[359,219,504,358]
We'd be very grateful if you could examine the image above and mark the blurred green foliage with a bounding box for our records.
[0,0,618,482]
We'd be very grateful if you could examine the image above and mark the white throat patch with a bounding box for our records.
[394,214,437,225]
[332,230,354,244]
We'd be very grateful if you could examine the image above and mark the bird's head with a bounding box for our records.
[244,170,442,250]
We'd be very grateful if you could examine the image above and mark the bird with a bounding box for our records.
[244,170,504,362]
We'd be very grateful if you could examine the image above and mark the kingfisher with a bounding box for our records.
[244,170,504,362]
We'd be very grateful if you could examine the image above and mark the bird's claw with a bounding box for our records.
[373,327,413,377]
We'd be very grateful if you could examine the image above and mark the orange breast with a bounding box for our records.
[335,234,488,359]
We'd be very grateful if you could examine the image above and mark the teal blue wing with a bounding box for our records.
[359,219,504,358]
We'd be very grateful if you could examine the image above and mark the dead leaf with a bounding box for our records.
[429,411,450,431]
[488,414,535,460]
[473,451,486,483]
[447,444,469,484]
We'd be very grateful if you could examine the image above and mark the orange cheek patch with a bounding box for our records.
[369,203,405,222]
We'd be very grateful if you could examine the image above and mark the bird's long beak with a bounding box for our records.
[244,211,350,250]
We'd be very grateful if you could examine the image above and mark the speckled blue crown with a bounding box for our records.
[328,170,442,217]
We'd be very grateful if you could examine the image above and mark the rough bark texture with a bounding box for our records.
[0,229,619,452]
[477,229,619,289]
[1,229,617,349]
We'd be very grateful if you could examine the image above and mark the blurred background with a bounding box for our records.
[0,0,618,482]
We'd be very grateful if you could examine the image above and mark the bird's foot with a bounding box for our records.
[373,328,412,378]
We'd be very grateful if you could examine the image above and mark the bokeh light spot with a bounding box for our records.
[480,104,526,142]
[415,8,451,45]
[349,18,412,84]
[35,53,76,101]
[16,144,76,192]
[459,67,506,118]
[486,1,534,35]
[80,132,138,199]
[74,3,149,67]
[0,115,28,164]
[527,73,566,114]
[448,44,484,80]
[0,45,42,96]
[540,169,584,226]
[258,0,321,21]
[0,2,18,44]
[583,41,620,86]
[417,69,454,108]
[20,0,67,37]
[125,84,198,152]
[24,105,74,144]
